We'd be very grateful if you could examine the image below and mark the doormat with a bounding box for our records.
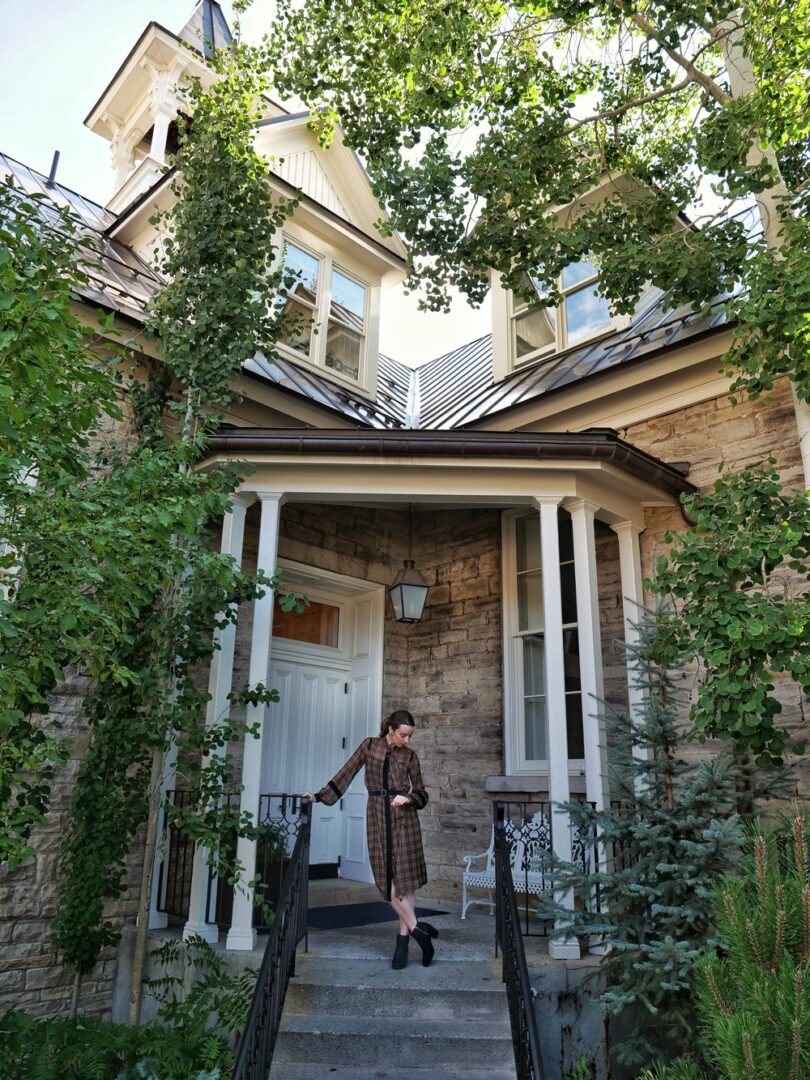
[308,901,448,932]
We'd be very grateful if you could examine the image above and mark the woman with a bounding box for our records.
[304,709,438,969]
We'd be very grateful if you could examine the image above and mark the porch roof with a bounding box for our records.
[206,426,696,503]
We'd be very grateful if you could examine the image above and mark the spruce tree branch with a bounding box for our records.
[563,74,695,135]
[628,12,730,105]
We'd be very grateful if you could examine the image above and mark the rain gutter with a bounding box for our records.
[206,426,697,505]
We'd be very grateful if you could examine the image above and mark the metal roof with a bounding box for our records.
[2,149,730,438]
[1,151,407,430]
[410,290,728,430]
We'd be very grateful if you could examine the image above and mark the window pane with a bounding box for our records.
[561,258,598,290]
[522,634,545,696]
[517,570,543,631]
[565,282,612,344]
[514,306,556,359]
[280,296,313,354]
[325,322,362,379]
[331,270,366,325]
[525,697,547,760]
[565,692,585,758]
[516,514,540,574]
[283,242,319,303]
[563,629,581,692]
[561,562,577,624]
[273,598,339,647]
[558,513,574,562]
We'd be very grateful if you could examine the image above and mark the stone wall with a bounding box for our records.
[404,508,505,903]
[626,378,809,795]
[0,674,141,1019]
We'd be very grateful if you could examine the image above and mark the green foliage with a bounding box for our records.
[147,35,298,445]
[545,603,781,1068]
[52,31,300,981]
[630,812,810,1078]
[0,178,128,866]
[649,462,810,767]
[696,814,810,1079]
[268,0,810,400]
[0,937,253,1079]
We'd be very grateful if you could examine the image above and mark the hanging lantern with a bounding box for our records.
[388,559,429,623]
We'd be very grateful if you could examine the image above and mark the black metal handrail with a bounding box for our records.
[232,800,312,1080]
[494,801,546,1080]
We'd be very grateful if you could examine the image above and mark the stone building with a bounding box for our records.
[1,0,807,1020]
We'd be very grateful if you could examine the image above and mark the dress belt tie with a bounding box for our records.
[367,788,409,797]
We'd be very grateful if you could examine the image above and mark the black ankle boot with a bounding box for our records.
[410,922,437,967]
[392,933,409,970]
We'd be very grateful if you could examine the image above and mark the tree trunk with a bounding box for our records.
[128,746,164,1026]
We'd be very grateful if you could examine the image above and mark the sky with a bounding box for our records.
[0,0,491,366]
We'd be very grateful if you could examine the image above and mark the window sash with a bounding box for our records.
[277,239,370,386]
[503,509,586,772]
[509,260,613,365]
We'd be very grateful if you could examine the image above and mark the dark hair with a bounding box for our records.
[380,710,415,736]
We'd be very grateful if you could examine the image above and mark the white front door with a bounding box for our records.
[261,568,384,884]
[264,658,348,866]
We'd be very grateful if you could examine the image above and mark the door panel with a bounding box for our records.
[264,660,347,866]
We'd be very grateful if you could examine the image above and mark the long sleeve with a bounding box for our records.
[406,750,428,810]
[315,738,369,806]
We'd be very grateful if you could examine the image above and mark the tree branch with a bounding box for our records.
[629,12,730,105]
[563,74,695,135]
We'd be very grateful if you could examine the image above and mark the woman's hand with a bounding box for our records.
[391,795,412,808]
[302,791,316,803]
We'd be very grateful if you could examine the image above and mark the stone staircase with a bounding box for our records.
[269,907,516,1079]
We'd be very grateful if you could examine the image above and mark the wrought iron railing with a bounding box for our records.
[233,799,312,1080]
[156,789,195,918]
[208,793,307,930]
[494,801,546,1080]
[156,790,308,930]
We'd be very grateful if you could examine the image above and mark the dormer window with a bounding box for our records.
[280,241,321,360]
[278,235,371,389]
[326,269,367,381]
[510,258,614,367]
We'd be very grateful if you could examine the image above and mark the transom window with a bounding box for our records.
[273,597,340,648]
[278,238,368,386]
[504,510,585,773]
[511,258,614,367]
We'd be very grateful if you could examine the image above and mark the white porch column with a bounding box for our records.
[612,522,647,764]
[568,500,608,812]
[226,492,285,951]
[534,496,579,960]
[150,108,174,165]
[183,493,252,943]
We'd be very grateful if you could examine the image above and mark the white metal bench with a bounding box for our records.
[461,809,552,919]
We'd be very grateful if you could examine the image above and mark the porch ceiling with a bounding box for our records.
[205,427,695,527]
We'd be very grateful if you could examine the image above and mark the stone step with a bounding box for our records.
[273,1014,515,1069]
[270,1065,516,1080]
[286,956,506,1018]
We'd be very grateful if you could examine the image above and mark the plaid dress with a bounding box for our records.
[315,736,428,900]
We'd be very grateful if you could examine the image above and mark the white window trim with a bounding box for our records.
[501,508,587,777]
[508,266,629,370]
[277,234,371,392]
